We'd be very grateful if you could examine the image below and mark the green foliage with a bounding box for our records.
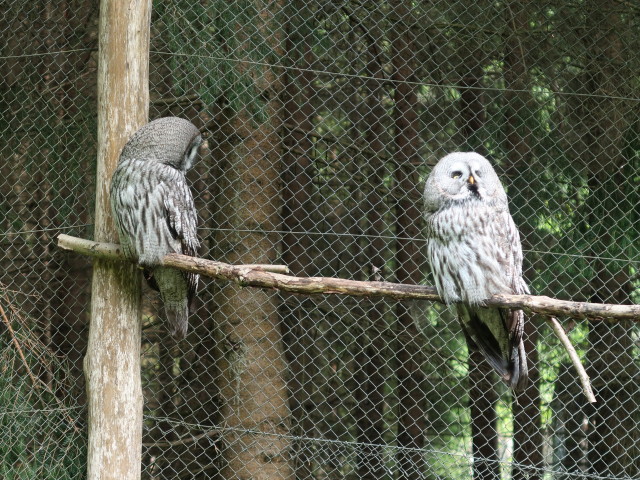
[154,0,281,122]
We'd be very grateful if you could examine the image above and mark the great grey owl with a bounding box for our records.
[423,152,528,391]
[110,117,202,339]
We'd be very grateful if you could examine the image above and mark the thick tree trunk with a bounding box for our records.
[586,177,638,478]
[456,5,488,155]
[453,16,501,480]
[511,320,542,480]
[551,364,588,473]
[213,110,292,479]
[213,3,292,478]
[85,1,150,479]
[0,0,97,405]
[354,333,387,480]
[586,234,638,478]
[354,32,388,480]
[468,351,499,480]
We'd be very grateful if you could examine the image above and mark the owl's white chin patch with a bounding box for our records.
[468,184,481,198]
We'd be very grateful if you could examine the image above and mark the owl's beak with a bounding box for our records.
[467,174,475,185]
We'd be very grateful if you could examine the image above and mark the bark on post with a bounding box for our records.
[84,1,150,479]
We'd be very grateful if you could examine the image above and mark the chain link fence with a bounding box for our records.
[1,0,639,479]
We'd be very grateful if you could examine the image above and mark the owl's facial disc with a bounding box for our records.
[443,161,483,200]
[424,152,507,214]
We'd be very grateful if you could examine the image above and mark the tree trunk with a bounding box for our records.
[85,0,150,479]
[468,351,499,480]
[390,2,426,478]
[213,110,292,480]
[511,320,542,480]
[451,14,502,479]
[354,30,388,480]
[503,2,543,479]
[281,9,318,478]
[0,0,97,405]
[455,2,488,155]
[551,363,588,473]
[586,254,638,479]
[586,175,638,478]
[213,3,292,478]
[577,3,640,478]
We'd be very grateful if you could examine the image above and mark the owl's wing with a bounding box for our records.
[496,207,529,295]
[498,207,529,390]
[161,168,200,306]
[161,171,199,256]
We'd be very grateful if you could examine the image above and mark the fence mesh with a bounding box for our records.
[1,1,639,479]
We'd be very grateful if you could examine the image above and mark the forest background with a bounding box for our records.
[0,0,639,479]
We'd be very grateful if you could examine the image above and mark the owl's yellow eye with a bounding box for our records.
[451,171,462,179]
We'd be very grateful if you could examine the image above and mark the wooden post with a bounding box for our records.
[84,0,151,479]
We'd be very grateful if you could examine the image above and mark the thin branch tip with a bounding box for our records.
[546,316,597,403]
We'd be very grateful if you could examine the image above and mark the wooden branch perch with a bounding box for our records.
[59,234,640,403]
[57,233,290,274]
[57,234,640,322]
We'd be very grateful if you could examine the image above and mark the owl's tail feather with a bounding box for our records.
[458,306,528,391]
[509,338,528,391]
[164,302,189,339]
[152,267,190,339]
[506,309,528,391]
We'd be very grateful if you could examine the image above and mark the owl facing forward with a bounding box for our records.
[110,117,202,339]
[424,152,528,391]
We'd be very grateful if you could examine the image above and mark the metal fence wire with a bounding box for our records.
[1,0,639,479]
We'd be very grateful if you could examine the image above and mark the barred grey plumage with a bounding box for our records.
[424,152,529,391]
[110,117,202,339]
